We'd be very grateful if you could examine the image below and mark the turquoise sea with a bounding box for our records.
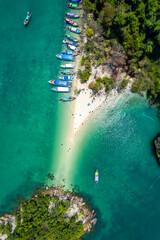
[1,1,160,240]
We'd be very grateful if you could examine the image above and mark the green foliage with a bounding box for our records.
[81,56,86,65]
[120,78,129,90]
[7,195,84,240]
[87,28,94,37]
[78,60,92,82]
[84,0,160,104]
[0,221,12,236]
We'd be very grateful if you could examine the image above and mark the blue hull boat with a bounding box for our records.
[62,51,73,55]
[65,35,79,42]
[56,54,74,61]
[24,12,32,25]
[52,87,71,93]
[49,80,72,87]
[59,96,76,102]
[63,40,77,46]
[67,26,81,34]
[61,71,75,75]
[66,13,81,19]
[69,0,81,3]
[59,75,72,80]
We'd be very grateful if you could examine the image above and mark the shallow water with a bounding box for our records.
[0,0,69,213]
[68,93,160,240]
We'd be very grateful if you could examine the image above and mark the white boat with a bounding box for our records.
[61,64,74,69]
[67,44,78,51]
[52,87,71,93]
[95,170,99,184]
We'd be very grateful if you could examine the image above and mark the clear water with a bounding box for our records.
[1,1,160,239]
[0,0,69,214]
[68,93,160,240]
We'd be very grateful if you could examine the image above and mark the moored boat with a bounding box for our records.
[61,64,74,69]
[61,51,79,56]
[24,12,32,25]
[67,26,81,34]
[95,170,99,184]
[69,0,82,3]
[49,80,72,87]
[61,70,75,75]
[62,51,73,55]
[52,87,71,93]
[59,97,76,102]
[66,13,81,19]
[65,35,79,42]
[59,75,73,80]
[65,18,79,27]
[56,54,74,61]
[67,44,78,51]
[68,3,82,9]
[63,40,77,46]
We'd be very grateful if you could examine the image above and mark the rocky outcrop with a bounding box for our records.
[154,134,160,163]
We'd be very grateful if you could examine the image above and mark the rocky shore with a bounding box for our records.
[154,134,160,163]
[0,187,97,239]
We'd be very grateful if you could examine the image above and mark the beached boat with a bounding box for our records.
[49,80,72,87]
[24,12,32,25]
[59,75,73,80]
[63,40,77,46]
[59,97,76,102]
[52,87,71,93]
[61,70,75,75]
[56,54,74,61]
[65,35,79,42]
[95,170,99,184]
[62,51,73,55]
[67,44,78,51]
[61,64,74,69]
[61,51,79,56]
[67,26,81,34]
[69,0,82,3]
[68,3,82,9]
[65,18,79,27]
[66,13,81,19]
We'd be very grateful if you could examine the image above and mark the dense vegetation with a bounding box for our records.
[2,194,84,240]
[83,0,160,104]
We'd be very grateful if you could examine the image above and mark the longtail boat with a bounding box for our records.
[68,3,82,9]
[49,80,72,87]
[63,40,77,46]
[59,75,73,80]
[66,13,81,19]
[52,87,71,93]
[61,64,74,69]
[67,44,78,51]
[56,54,74,61]
[24,12,32,25]
[67,26,81,34]
[59,97,76,102]
[65,18,79,27]
[61,71,75,75]
[95,170,99,184]
[65,35,79,42]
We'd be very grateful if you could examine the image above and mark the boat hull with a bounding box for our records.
[52,87,71,93]
[24,12,32,25]
[56,54,74,61]
[61,71,75,75]
[49,80,72,87]
[61,64,74,69]
[59,97,76,102]
[67,27,81,34]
